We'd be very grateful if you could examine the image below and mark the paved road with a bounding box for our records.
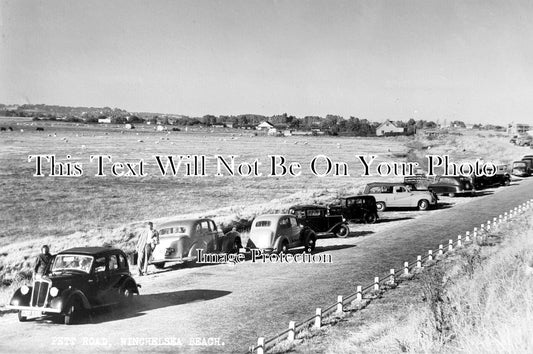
[0,178,532,353]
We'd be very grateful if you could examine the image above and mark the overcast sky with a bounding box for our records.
[1,0,532,124]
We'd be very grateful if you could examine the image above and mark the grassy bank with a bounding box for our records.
[281,208,533,353]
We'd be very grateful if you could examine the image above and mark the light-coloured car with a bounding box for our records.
[363,182,438,211]
[150,218,241,269]
[247,214,317,253]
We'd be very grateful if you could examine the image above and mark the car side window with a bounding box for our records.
[94,256,106,273]
[279,218,290,228]
[209,220,217,232]
[295,210,305,218]
[108,255,119,271]
[395,186,406,193]
[200,221,211,231]
[118,254,127,269]
[368,187,381,194]
[289,217,298,227]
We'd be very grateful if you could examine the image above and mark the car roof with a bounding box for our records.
[58,247,123,257]
[254,214,292,221]
[156,218,211,229]
[289,205,327,210]
[366,182,409,186]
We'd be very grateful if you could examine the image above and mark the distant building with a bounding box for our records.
[98,118,111,124]
[508,123,531,136]
[376,120,404,136]
[257,121,274,130]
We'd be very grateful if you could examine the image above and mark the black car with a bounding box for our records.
[471,164,511,189]
[8,247,139,324]
[288,205,349,238]
[428,176,475,197]
[328,195,379,224]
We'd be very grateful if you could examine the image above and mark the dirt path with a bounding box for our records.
[0,178,531,354]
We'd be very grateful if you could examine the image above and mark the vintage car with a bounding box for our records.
[8,247,139,325]
[471,164,511,189]
[522,157,533,174]
[247,214,317,253]
[288,205,349,238]
[512,160,531,177]
[427,176,475,197]
[150,218,241,269]
[328,195,379,224]
[363,182,438,211]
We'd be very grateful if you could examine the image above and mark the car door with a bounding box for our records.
[92,256,109,305]
[305,208,325,232]
[106,254,123,304]
[277,217,293,245]
[288,216,301,244]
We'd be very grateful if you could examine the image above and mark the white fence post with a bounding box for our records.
[390,269,395,284]
[257,337,264,354]
[336,296,343,314]
[439,244,443,256]
[356,285,362,301]
[465,231,470,242]
[404,261,409,275]
[288,321,295,341]
[315,308,322,329]
[474,227,478,237]
[428,250,433,261]
[457,235,462,247]
[416,255,422,268]
[448,239,453,252]
[374,277,380,291]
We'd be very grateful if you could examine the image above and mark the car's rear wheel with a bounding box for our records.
[449,192,456,198]
[335,225,349,238]
[376,202,386,212]
[64,299,82,325]
[418,199,430,211]
[503,178,511,186]
[153,262,165,269]
[18,310,28,322]
[364,213,377,224]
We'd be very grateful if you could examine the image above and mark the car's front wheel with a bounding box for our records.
[418,199,430,211]
[304,232,316,253]
[376,202,386,212]
[279,240,289,254]
[335,225,349,238]
[64,299,82,325]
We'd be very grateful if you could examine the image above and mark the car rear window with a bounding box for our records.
[159,226,187,235]
[255,220,271,227]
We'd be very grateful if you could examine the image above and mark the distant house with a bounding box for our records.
[98,118,111,124]
[257,121,274,130]
[376,120,404,136]
[124,124,135,129]
[508,123,531,136]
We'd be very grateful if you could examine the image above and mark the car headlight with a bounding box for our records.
[50,287,59,297]
[21,286,29,295]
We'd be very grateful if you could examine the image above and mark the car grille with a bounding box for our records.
[31,279,51,307]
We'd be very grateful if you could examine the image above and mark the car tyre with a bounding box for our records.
[18,310,28,322]
[503,178,511,186]
[335,225,349,238]
[64,299,82,325]
[279,240,289,254]
[364,213,377,224]
[376,202,386,212]
[304,232,316,253]
[418,199,430,211]
[448,192,456,198]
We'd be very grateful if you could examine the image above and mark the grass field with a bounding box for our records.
[0,116,529,287]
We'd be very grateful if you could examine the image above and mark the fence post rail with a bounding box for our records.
[288,321,295,341]
[336,295,343,314]
[390,269,395,284]
[314,308,322,329]
[257,337,264,354]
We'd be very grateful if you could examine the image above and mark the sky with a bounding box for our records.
[1,0,533,124]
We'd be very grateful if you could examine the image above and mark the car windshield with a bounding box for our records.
[51,254,93,274]
[513,162,526,167]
